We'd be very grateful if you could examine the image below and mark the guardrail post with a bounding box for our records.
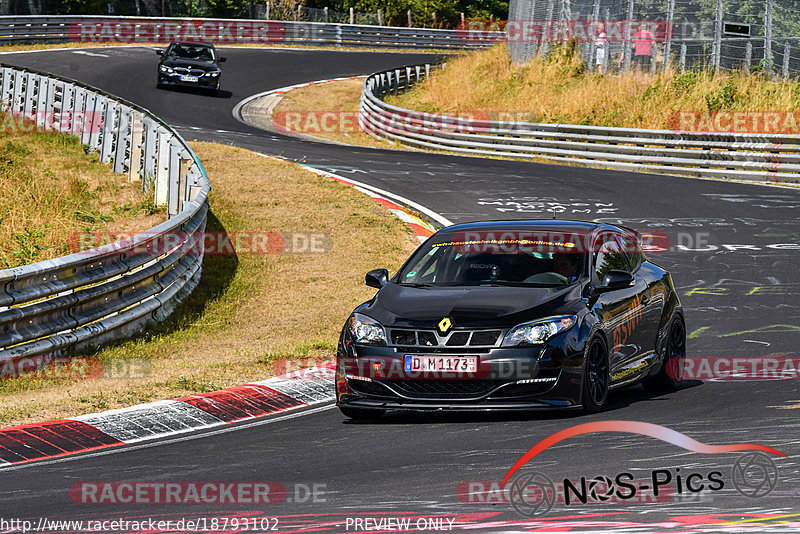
[0,67,12,106]
[155,129,170,206]
[143,119,158,188]
[11,70,24,112]
[113,105,131,174]
[167,143,181,216]
[129,112,144,183]
[35,76,49,128]
[79,90,93,145]
[405,66,411,91]
[23,72,35,118]
[100,100,116,164]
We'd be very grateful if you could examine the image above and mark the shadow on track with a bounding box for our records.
[157,86,233,99]
[340,381,703,425]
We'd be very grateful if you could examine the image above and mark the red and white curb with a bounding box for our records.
[0,365,335,467]
[0,156,450,468]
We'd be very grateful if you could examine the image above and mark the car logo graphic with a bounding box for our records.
[438,317,453,334]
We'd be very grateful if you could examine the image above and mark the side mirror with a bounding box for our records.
[218,57,227,63]
[597,270,634,292]
[156,49,163,56]
[365,268,389,289]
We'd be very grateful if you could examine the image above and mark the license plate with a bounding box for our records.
[405,355,478,373]
[179,75,199,82]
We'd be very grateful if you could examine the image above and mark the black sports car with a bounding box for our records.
[336,220,686,419]
[156,42,226,94]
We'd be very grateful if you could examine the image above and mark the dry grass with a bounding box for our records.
[0,142,419,426]
[271,78,388,148]
[389,43,800,129]
[0,117,162,269]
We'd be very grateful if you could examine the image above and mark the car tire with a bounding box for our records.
[582,336,610,413]
[339,406,385,420]
[643,316,686,392]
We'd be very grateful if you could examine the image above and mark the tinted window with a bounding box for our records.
[166,44,216,61]
[398,231,588,287]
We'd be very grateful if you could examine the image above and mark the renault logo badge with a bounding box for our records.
[438,317,453,334]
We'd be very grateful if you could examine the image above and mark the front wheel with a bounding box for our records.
[582,336,610,413]
[339,406,385,421]
[644,316,686,392]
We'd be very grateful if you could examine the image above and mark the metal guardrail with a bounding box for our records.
[0,64,210,367]
[359,63,800,182]
[0,15,502,50]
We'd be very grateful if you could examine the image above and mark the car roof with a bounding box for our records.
[437,219,616,234]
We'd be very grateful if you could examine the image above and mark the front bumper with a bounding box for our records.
[158,73,220,88]
[336,342,585,411]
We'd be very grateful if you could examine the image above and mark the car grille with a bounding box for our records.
[389,329,503,348]
[383,379,505,398]
[174,67,206,76]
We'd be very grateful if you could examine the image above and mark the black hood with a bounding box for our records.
[161,57,217,70]
[359,282,587,329]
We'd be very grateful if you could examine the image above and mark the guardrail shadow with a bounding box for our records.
[67,209,238,357]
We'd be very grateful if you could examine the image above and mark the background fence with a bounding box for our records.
[0,15,501,49]
[507,0,800,76]
[359,63,800,182]
[0,64,210,367]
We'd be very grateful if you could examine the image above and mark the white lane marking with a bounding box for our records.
[72,50,110,57]
[0,404,336,472]
[296,163,454,227]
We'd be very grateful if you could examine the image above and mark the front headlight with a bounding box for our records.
[205,70,221,77]
[159,65,173,73]
[502,315,577,347]
[348,313,387,345]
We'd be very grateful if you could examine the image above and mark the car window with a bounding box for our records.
[166,45,216,61]
[593,237,630,280]
[398,232,587,287]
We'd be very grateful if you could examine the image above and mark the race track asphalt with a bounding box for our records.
[1,46,799,532]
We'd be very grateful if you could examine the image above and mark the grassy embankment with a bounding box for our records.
[272,43,800,146]
[0,116,161,269]
[0,140,419,426]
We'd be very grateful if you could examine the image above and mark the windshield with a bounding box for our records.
[398,231,588,287]
[165,44,216,61]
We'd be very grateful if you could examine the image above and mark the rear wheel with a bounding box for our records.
[644,316,686,392]
[339,406,385,420]
[582,336,610,413]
